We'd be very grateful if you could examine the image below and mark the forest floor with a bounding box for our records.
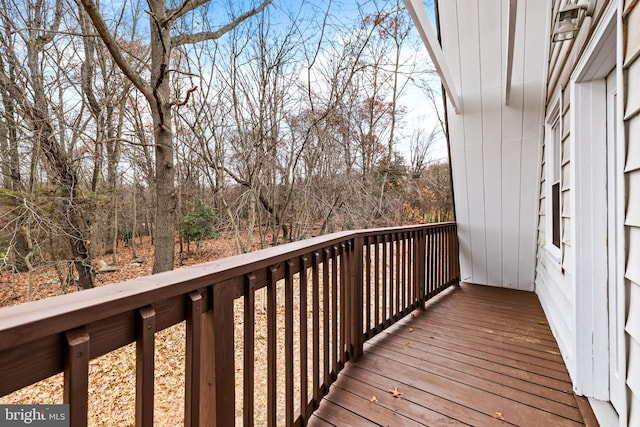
[0,235,293,426]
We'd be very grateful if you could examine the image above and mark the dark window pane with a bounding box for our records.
[552,182,560,248]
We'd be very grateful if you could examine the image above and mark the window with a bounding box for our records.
[549,117,562,251]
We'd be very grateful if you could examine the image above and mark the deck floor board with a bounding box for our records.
[308,283,598,427]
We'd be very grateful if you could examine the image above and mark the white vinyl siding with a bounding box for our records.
[624,0,640,423]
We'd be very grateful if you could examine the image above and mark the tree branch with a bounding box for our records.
[76,0,152,101]
[171,0,271,48]
[164,0,211,24]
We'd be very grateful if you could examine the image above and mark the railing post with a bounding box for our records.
[64,327,89,427]
[185,291,204,427]
[453,224,461,284]
[212,279,236,427]
[350,236,364,359]
[136,306,156,427]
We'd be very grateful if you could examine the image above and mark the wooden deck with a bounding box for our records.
[308,283,599,427]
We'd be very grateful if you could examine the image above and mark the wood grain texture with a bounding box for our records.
[310,283,595,427]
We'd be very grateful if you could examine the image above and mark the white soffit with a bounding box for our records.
[404,0,462,113]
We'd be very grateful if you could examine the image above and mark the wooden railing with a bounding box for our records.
[0,222,459,426]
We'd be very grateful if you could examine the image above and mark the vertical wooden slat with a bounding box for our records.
[382,235,388,327]
[64,327,89,427]
[431,229,437,295]
[212,280,236,427]
[374,236,380,332]
[299,256,309,422]
[395,234,401,319]
[438,227,444,291]
[454,225,461,281]
[419,230,427,307]
[389,234,395,321]
[365,237,371,337]
[322,248,331,389]
[284,260,294,427]
[351,236,364,359]
[312,251,321,406]
[331,245,338,378]
[185,291,202,427]
[244,274,256,426]
[402,233,407,313]
[427,230,433,297]
[446,227,453,283]
[267,266,278,427]
[406,236,416,308]
[340,242,347,364]
[444,226,448,285]
[136,306,156,427]
[412,232,420,307]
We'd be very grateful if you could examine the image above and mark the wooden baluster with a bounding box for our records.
[419,230,427,307]
[374,235,380,332]
[427,229,433,297]
[185,291,202,426]
[395,234,401,320]
[331,245,338,378]
[382,235,388,327]
[351,237,364,359]
[267,266,278,427]
[388,233,396,325]
[284,260,294,427]
[136,306,156,427]
[339,243,347,365]
[312,251,321,408]
[322,248,331,389]
[212,280,235,427]
[244,274,256,426]
[365,236,371,338]
[64,327,89,427]
[299,256,309,422]
[402,233,408,313]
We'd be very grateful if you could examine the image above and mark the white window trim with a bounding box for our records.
[545,101,562,262]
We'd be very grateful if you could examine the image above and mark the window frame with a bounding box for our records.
[545,104,562,260]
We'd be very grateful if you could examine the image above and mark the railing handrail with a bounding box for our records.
[0,221,460,426]
[0,222,454,350]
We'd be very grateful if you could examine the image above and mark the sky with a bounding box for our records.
[249,0,447,162]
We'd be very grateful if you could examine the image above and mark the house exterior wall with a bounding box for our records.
[536,0,640,422]
[536,83,575,377]
[623,0,640,424]
[438,0,548,291]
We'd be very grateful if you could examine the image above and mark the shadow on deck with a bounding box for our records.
[309,283,599,427]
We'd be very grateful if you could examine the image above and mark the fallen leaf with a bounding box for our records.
[408,327,415,332]
[537,321,547,325]
[492,412,504,420]
[389,387,403,398]
[369,395,377,404]
[411,312,420,318]
[404,342,411,347]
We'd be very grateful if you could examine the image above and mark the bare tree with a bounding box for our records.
[78,0,271,272]
[0,0,95,289]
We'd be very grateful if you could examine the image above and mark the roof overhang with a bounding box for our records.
[404,0,462,113]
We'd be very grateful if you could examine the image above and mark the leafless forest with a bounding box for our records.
[0,0,451,295]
